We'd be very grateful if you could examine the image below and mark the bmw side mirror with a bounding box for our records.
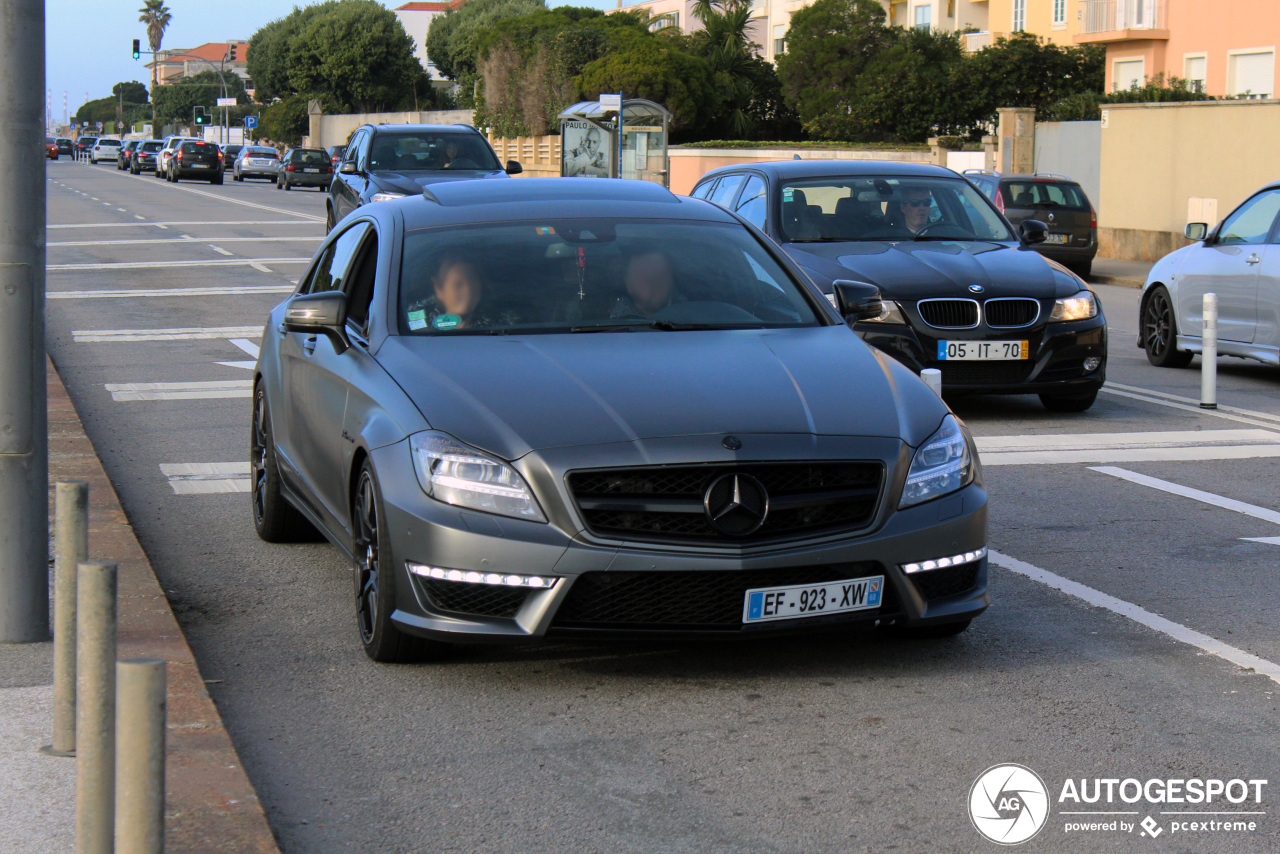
[283,291,350,354]
[506,160,523,175]
[339,161,358,175]
[1020,219,1048,245]
[1185,222,1208,241]
[833,280,883,322]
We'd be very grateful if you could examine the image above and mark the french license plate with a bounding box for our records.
[743,575,883,624]
[192,163,208,168]
[302,167,318,172]
[1044,233,1070,245]
[937,340,1029,361]
[253,159,270,165]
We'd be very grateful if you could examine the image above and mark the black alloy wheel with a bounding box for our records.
[1143,286,1194,368]
[325,205,335,234]
[250,383,315,543]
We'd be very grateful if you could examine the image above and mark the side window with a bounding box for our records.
[709,174,747,208]
[735,175,767,229]
[354,132,371,172]
[344,232,380,334]
[303,223,371,295]
[690,180,716,200]
[1219,190,1280,245]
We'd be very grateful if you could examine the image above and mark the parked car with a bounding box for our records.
[116,140,139,170]
[1140,180,1280,368]
[89,139,122,164]
[155,135,199,178]
[74,136,97,160]
[964,170,1097,277]
[326,144,346,168]
[276,147,332,191]
[691,161,1106,411]
[220,143,243,171]
[233,145,280,181]
[168,140,224,184]
[326,124,520,232]
[252,177,989,661]
[45,137,58,160]
[55,138,74,157]
[129,140,164,175]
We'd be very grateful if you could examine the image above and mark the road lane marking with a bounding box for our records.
[51,285,293,299]
[217,338,261,369]
[104,169,326,221]
[48,258,310,271]
[160,462,250,494]
[989,550,1280,686]
[229,339,260,358]
[977,429,1280,466]
[1100,386,1280,431]
[116,208,127,212]
[49,220,317,229]
[49,236,322,247]
[72,326,263,343]
[105,380,253,401]
[209,246,234,256]
[1089,466,1280,526]
[250,262,273,273]
[1106,382,1280,426]
[134,215,145,220]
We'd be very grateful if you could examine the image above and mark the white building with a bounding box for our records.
[393,1,462,84]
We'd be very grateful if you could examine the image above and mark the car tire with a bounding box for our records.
[325,205,335,234]
[1142,285,1195,368]
[881,619,972,639]
[1039,390,1098,413]
[1071,260,1093,279]
[234,171,243,181]
[352,460,444,663]
[283,181,291,191]
[251,383,317,544]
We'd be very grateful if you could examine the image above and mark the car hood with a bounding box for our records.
[374,327,946,460]
[370,170,509,196]
[785,240,1079,299]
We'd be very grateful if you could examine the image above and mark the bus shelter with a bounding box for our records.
[557,98,672,187]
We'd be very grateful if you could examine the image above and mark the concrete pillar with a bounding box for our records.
[981,135,998,171]
[997,107,1035,174]
[926,137,948,168]
[307,99,323,150]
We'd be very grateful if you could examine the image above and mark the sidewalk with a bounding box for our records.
[1089,256,1154,289]
[0,359,280,853]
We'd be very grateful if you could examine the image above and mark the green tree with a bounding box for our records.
[258,93,311,144]
[958,33,1104,127]
[112,81,149,104]
[151,70,249,124]
[574,34,719,136]
[248,3,336,104]
[427,0,545,104]
[137,0,172,91]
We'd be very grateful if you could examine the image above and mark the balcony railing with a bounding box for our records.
[1080,0,1166,34]
[964,31,992,52]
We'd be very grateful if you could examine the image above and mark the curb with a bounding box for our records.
[47,356,281,854]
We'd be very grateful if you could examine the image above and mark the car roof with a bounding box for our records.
[364,123,478,134]
[998,174,1082,184]
[699,160,961,183]
[396,178,736,229]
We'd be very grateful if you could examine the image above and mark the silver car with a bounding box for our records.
[233,146,280,181]
[1141,181,1280,367]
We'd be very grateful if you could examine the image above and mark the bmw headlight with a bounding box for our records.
[1049,290,1098,322]
[370,192,407,203]
[409,432,546,522]
[900,415,974,508]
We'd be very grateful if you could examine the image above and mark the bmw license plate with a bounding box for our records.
[743,575,883,623]
[937,340,1028,360]
[1044,233,1070,245]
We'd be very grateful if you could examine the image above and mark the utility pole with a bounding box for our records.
[0,0,49,642]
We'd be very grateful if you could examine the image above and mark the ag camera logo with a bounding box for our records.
[969,764,1050,845]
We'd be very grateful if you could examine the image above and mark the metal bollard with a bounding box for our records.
[76,560,117,854]
[1201,292,1217,410]
[42,481,89,758]
[116,658,166,854]
[921,368,943,397]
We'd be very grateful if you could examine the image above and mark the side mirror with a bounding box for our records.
[1020,219,1048,245]
[832,279,884,322]
[283,292,349,354]
[339,161,358,175]
[505,160,523,175]
[1185,222,1208,241]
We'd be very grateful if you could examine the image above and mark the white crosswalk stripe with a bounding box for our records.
[51,285,294,300]
[72,326,263,343]
[105,380,253,401]
[976,429,1280,466]
[160,462,251,494]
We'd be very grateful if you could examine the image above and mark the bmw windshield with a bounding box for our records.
[396,219,826,335]
[780,176,1015,243]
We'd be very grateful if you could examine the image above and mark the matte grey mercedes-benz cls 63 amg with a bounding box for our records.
[252,178,989,662]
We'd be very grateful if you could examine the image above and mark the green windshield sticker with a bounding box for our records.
[782,188,794,202]
[408,310,426,322]
[432,314,461,330]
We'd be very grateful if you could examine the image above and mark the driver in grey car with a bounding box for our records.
[610,246,687,319]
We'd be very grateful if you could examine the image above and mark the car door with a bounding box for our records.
[275,221,372,532]
[1177,188,1280,343]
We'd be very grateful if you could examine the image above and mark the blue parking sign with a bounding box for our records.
[244,116,258,129]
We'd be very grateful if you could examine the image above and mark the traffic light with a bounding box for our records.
[131,39,140,60]
[193,106,208,126]
[228,44,238,61]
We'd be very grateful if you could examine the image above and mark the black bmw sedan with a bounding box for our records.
[691,161,1107,412]
[254,178,989,662]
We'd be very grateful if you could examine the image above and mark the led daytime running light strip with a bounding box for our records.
[407,562,558,589]
[901,546,987,574]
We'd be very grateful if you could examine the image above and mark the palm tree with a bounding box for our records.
[691,0,761,138]
[138,0,172,91]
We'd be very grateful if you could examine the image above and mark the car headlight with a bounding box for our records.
[409,431,546,522]
[370,192,407,203]
[900,415,974,508]
[1049,290,1097,322]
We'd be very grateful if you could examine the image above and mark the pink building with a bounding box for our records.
[1076,0,1280,98]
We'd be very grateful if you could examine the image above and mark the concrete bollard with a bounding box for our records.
[76,560,117,854]
[116,658,166,854]
[1201,292,1217,410]
[921,368,943,397]
[43,481,89,758]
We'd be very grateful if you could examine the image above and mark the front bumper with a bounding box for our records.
[369,436,989,644]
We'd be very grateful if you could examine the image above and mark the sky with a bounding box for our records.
[45,0,614,122]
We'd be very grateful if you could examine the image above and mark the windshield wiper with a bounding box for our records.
[571,321,764,333]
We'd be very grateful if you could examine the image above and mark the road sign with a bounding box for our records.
[216,97,236,107]
[244,116,257,130]
[599,93,622,111]
[95,121,102,130]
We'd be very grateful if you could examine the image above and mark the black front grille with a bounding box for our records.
[420,578,528,618]
[553,564,892,629]
[568,462,883,545]
[910,563,980,601]
[918,299,978,328]
[984,299,1040,327]
[938,361,1033,385]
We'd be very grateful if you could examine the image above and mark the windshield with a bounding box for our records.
[369,132,500,172]
[99,140,120,147]
[245,147,277,158]
[290,149,329,165]
[779,176,1015,243]
[141,142,163,152]
[396,219,823,335]
[1001,180,1089,211]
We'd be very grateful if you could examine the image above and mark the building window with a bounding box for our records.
[914,4,931,30]
[1229,50,1275,99]
[1012,0,1026,32]
[773,23,786,56]
[1113,57,1146,92]
[649,11,678,31]
[1052,0,1066,26]
[1184,54,1207,93]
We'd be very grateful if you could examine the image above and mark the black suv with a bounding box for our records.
[964,170,1097,277]
[168,140,223,184]
[326,124,521,232]
[74,136,97,161]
